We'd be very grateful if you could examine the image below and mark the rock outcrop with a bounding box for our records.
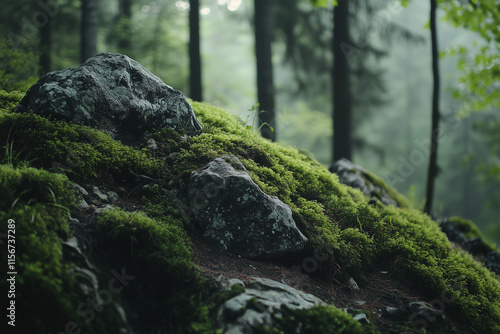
[217,277,325,333]
[15,53,202,143]
[329,158,399,206]
[188,155,308,259]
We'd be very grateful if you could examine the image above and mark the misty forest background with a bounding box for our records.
[1,0,500,244]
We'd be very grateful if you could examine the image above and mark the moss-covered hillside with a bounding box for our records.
[1,89,499,333]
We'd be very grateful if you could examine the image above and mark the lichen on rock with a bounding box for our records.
[14,53,202,144]
[188,155,308,259]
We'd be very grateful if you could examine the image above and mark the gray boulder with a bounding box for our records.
[15,52,202,143]
[329,158,398,206]
[188,155,308,259]
[217,277,325,333]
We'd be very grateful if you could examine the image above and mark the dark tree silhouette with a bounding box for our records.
[254,0,276,141]
[40,17,51,74]
[333,0,352,161]
[424,0,440,214]
[81,0,98,64]
[118,0,132,52]
[189,0,202,101]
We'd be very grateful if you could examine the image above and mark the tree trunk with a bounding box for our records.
[189,0,202,101]
[424,0,440,215]
[81,0,98,64]
[254,0,276,141]
[333,0,352,161]
[40,17,51,74]
[118,0,132,52]
[462,116,471,218]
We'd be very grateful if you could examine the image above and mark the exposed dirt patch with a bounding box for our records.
[191,236,476,334]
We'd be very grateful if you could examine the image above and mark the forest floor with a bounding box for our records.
[192,236,476,334]
[72,178,476,333]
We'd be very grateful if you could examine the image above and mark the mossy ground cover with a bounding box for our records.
[0,164,121,333]
[1,90,500,332]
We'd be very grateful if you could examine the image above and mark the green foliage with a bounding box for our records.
[0,38,40,91]
[309,0,337,7]
[441,0,500,113]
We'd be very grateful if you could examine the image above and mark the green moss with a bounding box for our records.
[167,101,500,332]
[95,207,244,333]
[0,90,24,112]
[0,164,120,333]
[0,111,165,183]
[448,216,496,250]
[363,170,411,208]
[255,304,371,334]
[2,89,500,333]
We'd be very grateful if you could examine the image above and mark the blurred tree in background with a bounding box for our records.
[254,0,276,141]
[189,0,203,101]
[81,0,98,63]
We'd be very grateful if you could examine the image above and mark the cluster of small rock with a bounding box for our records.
[439,218,500,274]
[329,158,398,206]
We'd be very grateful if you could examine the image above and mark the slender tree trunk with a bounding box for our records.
[424,0,440,215]
[462,116,471,218]
[254,0,276,141]
[81,0,98,64]
[40,18,51,74]
[333,0,352,161]
[118,0,132,52]
[189,0,202,101]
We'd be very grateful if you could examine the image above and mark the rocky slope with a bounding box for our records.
[1,54,499,334]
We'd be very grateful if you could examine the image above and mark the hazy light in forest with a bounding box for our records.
[142,2,160,13]
[175,1,190,11]
[217,0,242,11]
[228,0,242,11]
[200,7,211,15]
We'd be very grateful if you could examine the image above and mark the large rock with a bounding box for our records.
[15,53,202,143]
[329,158,398,206]
[188,155,308,259]
[217,277,325,333]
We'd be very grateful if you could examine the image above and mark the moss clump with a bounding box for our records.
[0,112,165,183]
[0,164,120,333]
[255,304,371,334]
[448,216,496,249]
[363,169,411,208]
[95,207,243,333]
[0,90,24,111]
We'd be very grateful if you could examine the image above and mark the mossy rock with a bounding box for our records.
[1,90,500,333]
